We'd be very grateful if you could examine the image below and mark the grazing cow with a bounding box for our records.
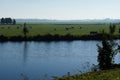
[65,28,69,30]
[17,26,19,29]
[70,27,74,29]
[90,31,98,35]
[54,28,56,31]
[8,27,10,29]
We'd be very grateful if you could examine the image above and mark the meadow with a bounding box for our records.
[0,22,120,37]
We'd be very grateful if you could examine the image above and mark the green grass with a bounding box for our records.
[55,68,120,80]
[0,23,120,37]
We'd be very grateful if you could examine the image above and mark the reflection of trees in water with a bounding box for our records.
[20,73,29,80]
[23,42,28,63]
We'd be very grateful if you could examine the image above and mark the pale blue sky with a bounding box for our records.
[0,0,120,20]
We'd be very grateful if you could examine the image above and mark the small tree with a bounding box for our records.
[97,35,114,70]
[119,28,120,33]
[1,18,5,24]
[97,31,120,70]
[13,19,16,25]
[109,23,116,35]
[23,23,29,39]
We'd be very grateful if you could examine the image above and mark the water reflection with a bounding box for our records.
[23,42,28,63]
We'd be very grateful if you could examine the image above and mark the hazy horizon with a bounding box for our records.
[0,0,120,20]
[1,18,120,20]
[11,18,120,20]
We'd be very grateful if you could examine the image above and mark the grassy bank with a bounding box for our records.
[0,23,120,41]
[55,68,120,80]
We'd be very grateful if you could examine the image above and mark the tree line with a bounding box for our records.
[0,17,16,25]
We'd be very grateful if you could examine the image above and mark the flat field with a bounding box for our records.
[0,22,120,37]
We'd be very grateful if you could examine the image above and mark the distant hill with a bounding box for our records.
[16,18,120,23]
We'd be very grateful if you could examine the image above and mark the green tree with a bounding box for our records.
[1,18,5,24]
[13,19,16,25]
[109,23,116,35]
[119,28,120,33]
[5,18,12,24]
[97,33,120,70]
[23,23,29,39]
[97,35,113,70]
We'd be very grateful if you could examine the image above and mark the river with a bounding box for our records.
[0,40,120,80]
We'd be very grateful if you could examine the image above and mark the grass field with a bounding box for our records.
[55,68,120,80]
[0,23,120,37]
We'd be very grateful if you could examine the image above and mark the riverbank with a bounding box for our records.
[55,68,120,80]
[0,34,119,42]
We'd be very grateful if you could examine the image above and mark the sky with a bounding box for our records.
[0,0,120,20]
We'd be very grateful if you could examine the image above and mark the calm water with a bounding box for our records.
[0,40,120,80]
